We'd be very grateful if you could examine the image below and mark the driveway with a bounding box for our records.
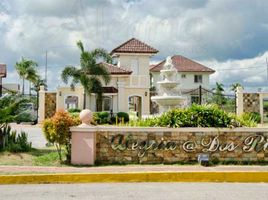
[9,124,47,148]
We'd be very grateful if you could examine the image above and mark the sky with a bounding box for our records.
[1,0,268,93]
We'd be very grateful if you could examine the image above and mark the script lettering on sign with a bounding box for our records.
[109,134,268,157]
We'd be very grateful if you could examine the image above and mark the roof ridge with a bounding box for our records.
[111,38,136,53]
[111,38,158,54]
[174,55,214,71]
[150,55,215,73]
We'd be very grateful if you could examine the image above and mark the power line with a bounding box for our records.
[216,66,266,71]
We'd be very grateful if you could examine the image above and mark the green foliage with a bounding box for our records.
[0,95,29,126]
[61,41,112,110]
[0,125,11,150]
[117,112,129,123]
[15,112,33,123]
[33,150,64,166]
[0,124,32,152]
[15,57,38,95]
[5,131,32,153]
[68,108,81,113]
[238,112,261,127]
[211,82,227,106]
[129,104,254,128]
[93,112,110,124]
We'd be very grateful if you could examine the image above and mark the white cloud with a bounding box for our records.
[0,0,268,91]
[202,51,268,91]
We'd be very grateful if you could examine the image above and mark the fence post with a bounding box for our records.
[236,87,243,116]
[199,85,202,105]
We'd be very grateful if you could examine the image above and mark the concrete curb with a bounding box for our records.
[1,172,268,184]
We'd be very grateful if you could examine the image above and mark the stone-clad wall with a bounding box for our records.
[243,93,260,113]
[45,93,57,119]
[95,128,268,164]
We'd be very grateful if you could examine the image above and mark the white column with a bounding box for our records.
[236,87,244,116]
[259,93,264,124]
[117,81,125,112]
[38,86,46,123]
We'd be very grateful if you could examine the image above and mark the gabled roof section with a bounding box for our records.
[0,64,7,77]
[111,38,158,55]
[150,55,215,73]
[100,62,132,75]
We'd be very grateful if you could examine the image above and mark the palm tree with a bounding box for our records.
[15,57,38,95]
[230,82,243,93]
[212,82,226,106]
[61,41,112,111]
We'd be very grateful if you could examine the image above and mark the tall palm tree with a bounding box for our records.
[61,41,112,110]
[15,57,38,95]
[230,82,243,93]
[212,82,226,106]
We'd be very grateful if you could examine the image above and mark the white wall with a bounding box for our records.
[118,54,150,76]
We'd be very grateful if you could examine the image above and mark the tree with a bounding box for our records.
[212,82,226,106]
[42,110,80,163]
[61,41,112,111]
[230,82,243,93]
[15,57,38,95]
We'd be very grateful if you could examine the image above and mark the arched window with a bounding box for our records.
[65,96,78,109]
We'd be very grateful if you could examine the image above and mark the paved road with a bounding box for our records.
[0,183,268,200]
[10,124,47,148]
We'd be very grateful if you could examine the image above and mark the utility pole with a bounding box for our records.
[199,85,202,105]
[45,50,48,86]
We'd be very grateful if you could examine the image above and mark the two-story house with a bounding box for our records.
[150,55,215,106]
[55,38,158,117]
[39,38,216,122]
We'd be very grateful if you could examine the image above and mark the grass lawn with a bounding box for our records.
[0,148,66,166]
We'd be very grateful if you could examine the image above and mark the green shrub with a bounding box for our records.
[5,131,32,152]
[117,112,129,123]
[241,112,261,123]
[68,108,81,113]
[0,125,11,150]
[128,104,252,128]
[15,112,33,123]
[42,110,79,163]
[93,112,110,124]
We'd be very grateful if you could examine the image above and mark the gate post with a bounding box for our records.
[236,87,244,116]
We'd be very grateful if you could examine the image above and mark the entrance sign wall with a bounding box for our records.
[71,127,268,165]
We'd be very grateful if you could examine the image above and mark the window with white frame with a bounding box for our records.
[181,74,186,78]
[194,75,202,83]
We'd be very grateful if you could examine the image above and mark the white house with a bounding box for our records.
[150,55,215,105]
[39,39,216,122]
[54,38,158,118]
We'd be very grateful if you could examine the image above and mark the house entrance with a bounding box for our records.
[128,96,142,118]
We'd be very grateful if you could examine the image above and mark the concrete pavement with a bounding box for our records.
[1,183,268,200]
[10,124,47,148]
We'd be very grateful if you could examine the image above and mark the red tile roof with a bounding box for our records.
[100,62,132,75]
[111,38,158,54]
[150,55,215,73]
[0,64,7,77]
